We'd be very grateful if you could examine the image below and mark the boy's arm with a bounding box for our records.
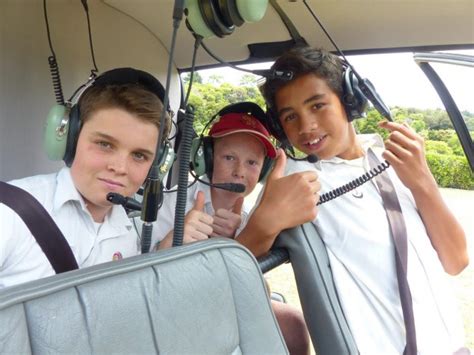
[236,151,320,257]
[380,121,468,275]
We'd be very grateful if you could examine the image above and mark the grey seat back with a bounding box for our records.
[0,239,287,354]
[274,223,358,355]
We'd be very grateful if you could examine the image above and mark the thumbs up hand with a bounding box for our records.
[182,191,214,243]
[258,149,320,234]
[211,197,244,238]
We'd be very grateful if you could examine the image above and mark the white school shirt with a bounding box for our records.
[284,134,465,354]
[0,167,140,289]
[149,177,251,248]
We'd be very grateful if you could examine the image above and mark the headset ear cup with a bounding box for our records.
[342,67,356,121]
[266,108,290,146]
[185,0,215,38]
[351,74,368,115]
[218,0,244,27]
[43,104,70,161]
[258,156,274,182]
[191,136,214,179]
[185,0,267,38]
[190,136,207,177]
[342,67,368,121]
[63,104,81,167]
[236,0,268,22]
[198,0,234,38]
[201,136,214,180]
[153,140,176,181]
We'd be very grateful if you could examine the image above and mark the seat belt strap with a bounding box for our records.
[0,181,79,273]
[367,149,417,355]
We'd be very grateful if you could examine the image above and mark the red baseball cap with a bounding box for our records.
[209,112,277,158]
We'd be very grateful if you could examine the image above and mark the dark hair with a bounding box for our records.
[261,46,344,112]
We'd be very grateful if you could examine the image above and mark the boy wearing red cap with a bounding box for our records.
[152,103,319,252]
[152,102,319,355]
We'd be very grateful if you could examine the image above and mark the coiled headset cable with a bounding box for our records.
[317,160,390,205]
[43,0,65,105]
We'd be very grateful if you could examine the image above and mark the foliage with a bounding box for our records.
[426,129,454,142]
[239,74,258,86]
[184,81,265,134]
[426,153,474,190]
[350,108,473,190]
[182,72,203,85]
[425,140,453,155]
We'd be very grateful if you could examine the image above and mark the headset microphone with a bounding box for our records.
[107,192,143,211]
[282,145,319,163]
[288,154,319,163]
[189,169,246,193]
[205,181,246,193]
[307,155,318,163]
[304,154,319,163]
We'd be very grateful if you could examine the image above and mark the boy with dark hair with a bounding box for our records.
[0,68,170,289]
[260,46,468,354]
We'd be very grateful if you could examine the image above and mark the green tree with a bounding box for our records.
[186,81,266,134]
[423,108,452,129]
[354,108,388,138]
[239,74,258,86]
[425,140,453,155]
[447,135,465,156]
[208,74,224,85]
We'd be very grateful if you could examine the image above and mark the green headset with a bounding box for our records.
[185,0,269,38]
[190,102,275,182]
[43,67,174,178]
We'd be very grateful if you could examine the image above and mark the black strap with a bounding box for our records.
[0,181,79,274]
[367,150,417,355]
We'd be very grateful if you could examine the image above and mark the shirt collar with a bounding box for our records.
[53,167,85,211]
[317,133,384,168]
[53,167,131,231]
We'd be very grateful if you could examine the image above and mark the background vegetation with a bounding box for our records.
[182,73,474,190]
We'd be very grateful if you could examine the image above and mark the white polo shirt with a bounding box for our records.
[148,177,251,248]
[0,167,140,289]
[284,134,465,354]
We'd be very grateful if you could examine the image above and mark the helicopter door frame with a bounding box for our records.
[414,52,474,171]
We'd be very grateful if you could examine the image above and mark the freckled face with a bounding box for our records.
[275,73,362,160]
[212,133,266,197]
[70,108,158,219]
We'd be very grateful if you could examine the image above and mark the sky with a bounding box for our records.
[197,50,474,112]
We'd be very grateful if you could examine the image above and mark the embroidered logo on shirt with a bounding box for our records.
[112,252,123,261]
[352,190,364,199]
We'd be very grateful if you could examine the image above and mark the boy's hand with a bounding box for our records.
[379,121,436,192]
[211,197,244,238]
[258,150,320,234]
[183,191,214,243]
